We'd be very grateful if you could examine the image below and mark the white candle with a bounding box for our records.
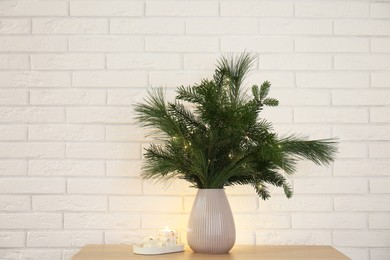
[140,227,180,248]
[159,226,177,246]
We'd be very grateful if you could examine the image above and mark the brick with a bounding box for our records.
[369,214,390,229]
[0,142,64,159]
[296,72,369,88]
[28,160,105,176]
[67,178,142,194]
[0,1,67,16]
[109,196,182,212]
[270,89,330,105]
[63,250,79,260]
[65,213,140,229]
[371,249,390,260]
[66,143,140,159]
[221,2,293,17]
[247,72,295,88]
[261,107,293,123]
[294,160,333,177]
[372,72,390,88]
[0,178,65,194]
[333,90,390,105]
[73,71,147,87]
[333,126,390,141]
[369,143,390,158]
[335,20,390,36]
[141,213,188,229]
[0,36,67,52]
[295,2,368,17]
[237,232,257,245]
[183,54,222,70]
[71,1,143,16]
[334,196,390,211]
[66,107,134,123]
[372,38,390,53]
[107,89,148,105]
[274,124,332,140]
[110,18,185,34]
[143,179,195,196]
[0,55,29,70]
[106,126,148,142]
[337,248,368,260]
[257,231,331,245]
[28,125,104,141]
[0,196,30,211]
[0,250,61,260]
[259,54,332,70]
[333,231,390,247]
[107,54,181,70]
[0,231,25,247]
[33,196,107,211]
[69,36,143,52]
[294,108,368,123]
[31,54,105,70]
[235,213,290,229]
[371,108,390,123]
[260,19,332,35]
[0,125,26,141]
[0,107,65,123]
[338,142,367,159]
[146,1,218,16]
[0,160,27,176]
[106,161,141,177]
[0,213,62,229]
[0,19,30,34]
[145,36,218,52]
[334,160,390,176]
[187,18,258,35]
[0,71,70,87]
[370,178,390,193]
[149,71,212,87]
[294,177,367,194]
[258,195,333,212]
[27,231,103,247]
[30,89,106,105]
[371,3,390,18]
[0,90,28,105]
[295,37,369,52]
[292,213,366,229]
[334,55,390,70]
[221,37,293,53]
[33,19,108,34]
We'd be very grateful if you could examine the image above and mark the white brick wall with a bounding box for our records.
[0,1,389,259]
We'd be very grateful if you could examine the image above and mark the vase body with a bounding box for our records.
[187,189,236,254]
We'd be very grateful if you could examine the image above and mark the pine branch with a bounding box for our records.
[280,135,338,166]
[134,52,338,200]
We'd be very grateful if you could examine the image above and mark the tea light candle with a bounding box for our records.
[133,226,184,255]
[158,226,177,246]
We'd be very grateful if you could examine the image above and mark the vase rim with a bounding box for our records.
[196,188,227,194]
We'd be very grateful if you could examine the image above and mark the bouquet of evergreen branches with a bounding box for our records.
[134,53,337,200]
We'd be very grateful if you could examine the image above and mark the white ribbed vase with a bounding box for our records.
[187,189,236,254]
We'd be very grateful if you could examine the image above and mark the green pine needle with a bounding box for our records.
[134,53,338,200]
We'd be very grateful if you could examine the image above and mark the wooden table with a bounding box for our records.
[72,245,350,259]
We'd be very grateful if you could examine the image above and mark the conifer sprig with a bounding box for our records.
[134,53,338,200]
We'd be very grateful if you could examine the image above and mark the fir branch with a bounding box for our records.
[134,53,338,200]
